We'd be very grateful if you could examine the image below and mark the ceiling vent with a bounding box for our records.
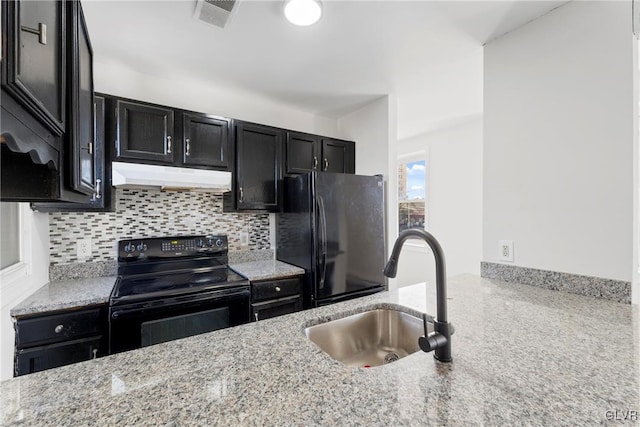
[194,0,238,29]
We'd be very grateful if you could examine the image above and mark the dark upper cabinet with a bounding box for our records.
[67,0,94,196]
[235,121,282,211]
[32,95,115,213]
[284,132,355,176]
[115,99,175,164]
[2,0,66,136]
[182,113,230,169]
[285,131,320,175]
[321,138,355,174]
[1,0,98,203]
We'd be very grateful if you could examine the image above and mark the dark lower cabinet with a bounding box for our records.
[14,305,108,377]
[251,276,303,321]
[115,99,175,164]
[235,121,283,211]
[16,336,103,376]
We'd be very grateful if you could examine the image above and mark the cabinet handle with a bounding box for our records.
[313,156,318,170]
[239,187,244,203]
[21,23,47,45]
[92,349,98,360]
[324,158,329,171]
[185,138,191,156]
[275,286,281,292]
[254,312,259,322]
[54,325,64,334]
[167,136,172,154]
[94,179,102,199]
[88,142,93,155]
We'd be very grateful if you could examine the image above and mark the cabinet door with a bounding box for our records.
[236,122,282,210]
[1,0,66,135]
[115,100,175,164]
[321,138,355,174]
[30,95,111,212]
[182,113,229,169]
[285,131,319,175]
[251,295,302,321]
[66,1,94,196]
[15,336,104,376]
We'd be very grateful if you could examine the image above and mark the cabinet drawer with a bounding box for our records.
[251,277,302,303]
[15,307,105,348]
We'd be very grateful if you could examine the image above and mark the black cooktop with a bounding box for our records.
[110,234,249,304]
[112,267,247,299]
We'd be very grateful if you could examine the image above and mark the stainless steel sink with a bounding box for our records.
[304,308,432,368]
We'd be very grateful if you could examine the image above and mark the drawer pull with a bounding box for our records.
[275,286,281,292]
[54,325,64,334]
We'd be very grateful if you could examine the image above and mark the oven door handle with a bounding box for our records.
[110,287,249,319]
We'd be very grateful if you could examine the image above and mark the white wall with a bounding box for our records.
[395,117,483,287]
[94,61,339,138]
[0,206,50,381]
[337,96,398,288]
[483,1,635,282]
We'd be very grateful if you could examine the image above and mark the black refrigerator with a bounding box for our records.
[276,172,386,308]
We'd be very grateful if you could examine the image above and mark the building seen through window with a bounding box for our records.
[398,159,426,232]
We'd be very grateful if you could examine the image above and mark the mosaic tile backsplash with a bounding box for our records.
[49,189,270,266]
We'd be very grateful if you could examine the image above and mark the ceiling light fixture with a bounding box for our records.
[284,0,322,26]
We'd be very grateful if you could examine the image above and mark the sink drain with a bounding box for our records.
[383,352,400,364]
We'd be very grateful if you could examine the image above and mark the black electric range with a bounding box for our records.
[109,234,250,354]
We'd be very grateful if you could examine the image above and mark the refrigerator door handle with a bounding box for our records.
[318,196,328,289]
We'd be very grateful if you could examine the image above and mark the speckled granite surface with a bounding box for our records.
[1,275,638,426]
[481,262,632,304]
[10,276,117,317]
[49,260,117,282]
[228,249,274,264]
[229,260,304,281]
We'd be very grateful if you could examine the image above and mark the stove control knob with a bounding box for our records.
[206,239,214,247]
[123,242,135,253]
[196,239,205,248]
[136,243,147,252]
[215,239,223,247]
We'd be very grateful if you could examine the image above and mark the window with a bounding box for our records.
[1,203,21,270]
[398,158,426,232]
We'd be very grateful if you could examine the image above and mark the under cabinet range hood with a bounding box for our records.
[111,162,232,193]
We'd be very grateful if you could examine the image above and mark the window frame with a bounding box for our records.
[397,150,429,248]
[1,203,33,285]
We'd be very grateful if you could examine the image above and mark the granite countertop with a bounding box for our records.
[1,275,638,426]
[10,276,118,317]
[229,260,305,281]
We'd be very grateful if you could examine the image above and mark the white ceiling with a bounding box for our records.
[82,0,568,139]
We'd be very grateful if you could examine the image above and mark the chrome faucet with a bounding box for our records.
[383,229,453,363]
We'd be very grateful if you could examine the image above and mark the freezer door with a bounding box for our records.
[314,173,385,302]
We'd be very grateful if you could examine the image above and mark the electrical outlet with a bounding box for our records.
[499,240,514,262]
[239,232,249,247]
[76,238,92,258]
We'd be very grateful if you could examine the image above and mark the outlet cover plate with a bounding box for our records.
[499,240,514,262]
[77,238,92,258]
[239,232,249,247]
